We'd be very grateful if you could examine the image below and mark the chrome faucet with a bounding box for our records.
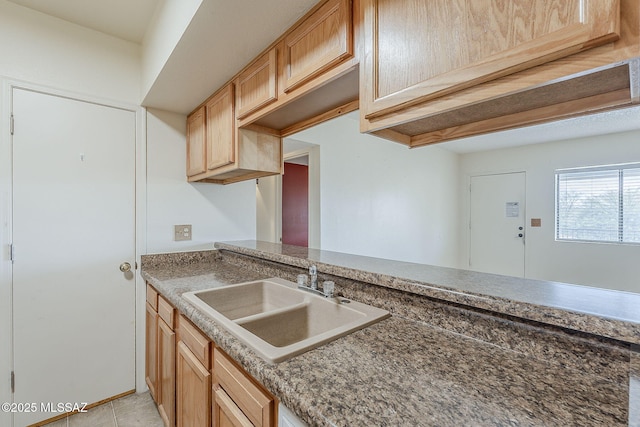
[296,266,335,298]
[309,265,318,290]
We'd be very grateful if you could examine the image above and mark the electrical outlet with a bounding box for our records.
[174,224,192,241]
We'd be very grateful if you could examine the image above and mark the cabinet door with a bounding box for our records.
[186,107,206,177]
[158,318,176,427]
[236,48,278,119]
[361,0,621,120]
[206,84,235,171]
[176,341,211,427]
[283,0,352,92]
[214,349,274,427]
[145,302,158,401]
[213,387,254,427]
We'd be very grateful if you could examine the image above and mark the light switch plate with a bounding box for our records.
[174,224,192,241]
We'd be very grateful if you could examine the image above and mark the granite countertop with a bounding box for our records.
[215,240,640,345]
[141,250,638,427]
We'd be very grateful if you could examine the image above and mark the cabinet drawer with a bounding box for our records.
[146,284,158,311]
[178,315,211,369]
[214,348,274,427]
[158,295,175,329]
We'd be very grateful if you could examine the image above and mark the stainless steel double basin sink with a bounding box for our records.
[182,277,390,363]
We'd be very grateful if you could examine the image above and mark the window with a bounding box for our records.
[556,164,640,244]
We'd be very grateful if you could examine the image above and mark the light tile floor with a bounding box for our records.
[41,392,164,427]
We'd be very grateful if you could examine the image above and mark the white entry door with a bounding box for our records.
[11,88,136,426]
[469,172,526,277]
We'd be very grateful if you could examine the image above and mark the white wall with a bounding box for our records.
[459,130,640,293]
[291,115,460,267]
[0,0,141,104]
[146,109,256,253]
[0,83,11,427]
[0,3,143,420]
[141,0,203,98]
[256,175,280,243]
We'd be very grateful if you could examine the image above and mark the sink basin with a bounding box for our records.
[182,277,390,363]
[188,280,306,320]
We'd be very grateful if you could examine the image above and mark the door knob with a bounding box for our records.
[119,262,132,273]
[518,233,524,238]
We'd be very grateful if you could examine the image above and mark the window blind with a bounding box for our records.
[556,164,640,243]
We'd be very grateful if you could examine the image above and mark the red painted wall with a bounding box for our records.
[282,162,309,247]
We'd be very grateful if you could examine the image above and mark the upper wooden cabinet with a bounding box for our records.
[187,83,282,184]
[282,0,353,93]
[187,86,236,180]
[361,0,621,120]
[186,107,206,177]
[206,84,236,171]
[360,0,640,147]
[187,0,359,184]
[236,48,278,120]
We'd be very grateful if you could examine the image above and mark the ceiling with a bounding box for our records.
[7,0,319,115]
[440,105,640,153]
[140,0,319,114]
[7,0,161,43]
[327,107,640,154]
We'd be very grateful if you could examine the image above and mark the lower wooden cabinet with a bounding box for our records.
[145,289,278,427]
[176,341,211,427]
[176,315,211,427]
[214,348,275,427]
[146,287,177,427]
[157,296,176,427]
[214,387,253,427]
[145,286,159,401]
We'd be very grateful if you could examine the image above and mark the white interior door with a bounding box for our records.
[469,172,526,277]
[11,88,136,426]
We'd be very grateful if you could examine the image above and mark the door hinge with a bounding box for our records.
[9,244,14,262]
[11,371,14,393]
[10,114,14,135]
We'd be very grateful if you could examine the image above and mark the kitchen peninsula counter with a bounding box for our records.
[141,244,639,426]
[215,240,640,345]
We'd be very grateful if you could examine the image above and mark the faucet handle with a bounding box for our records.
[309,265,317,275]
[322,281,335,298]
[296,274,308,287]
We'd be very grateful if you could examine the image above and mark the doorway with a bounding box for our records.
[282,158,309,246]
[255,140,320,248]
[469,172,526,277]
[11,88,137,426]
